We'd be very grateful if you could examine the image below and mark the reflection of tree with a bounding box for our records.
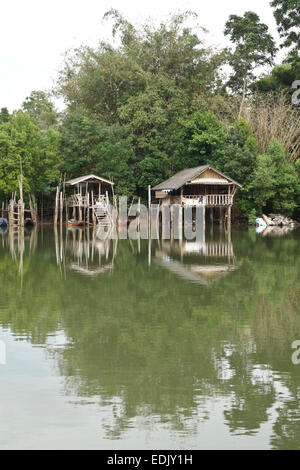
[0,228,300,447]
[222,347,276,434]
[271,400,300,450]
[0,229,62,343]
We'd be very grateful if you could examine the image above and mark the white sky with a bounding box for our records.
[0,0,281,112]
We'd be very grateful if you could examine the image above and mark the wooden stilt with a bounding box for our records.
[227,205,232,229]
[54,186,59,225]
[137,197,141,232]
[60,191,63,228]
[148,185,151,239]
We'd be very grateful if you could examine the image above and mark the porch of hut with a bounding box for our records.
[151,165,242,227]
[63,174,115,226]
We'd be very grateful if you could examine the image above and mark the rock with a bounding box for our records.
[265,213,298,227]
[262,214,272,226]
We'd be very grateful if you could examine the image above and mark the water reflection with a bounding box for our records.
[0,226,37,280]
[54,226,118,277]
[258,226,296,237]
[0,227,300,449]
[154,233,238,285]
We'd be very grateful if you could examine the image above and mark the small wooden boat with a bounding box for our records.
[68,219,84,227]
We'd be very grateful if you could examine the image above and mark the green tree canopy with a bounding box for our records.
[180,110,227,169]
[252,61,300,93]
[271,0,300,58]
[22,90,59,133]
[224,11,277,116]
[251,139,300,215]
[0,112,61,199]
[57,11,225,120]
[60,109,135,197]
[0,107,10,124]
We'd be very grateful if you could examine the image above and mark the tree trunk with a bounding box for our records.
[238,74,247,118]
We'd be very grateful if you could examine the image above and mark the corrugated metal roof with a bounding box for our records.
[65,174,114,186]
[152,165,209,190]
[152,165,241,190]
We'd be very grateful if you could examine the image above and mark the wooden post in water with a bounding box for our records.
[29,196,33,225]
[86,191,90,225]
[54,186,59,225]
[91,190,96,227]
[178,204,183,240]
[137,197,141,232]
[65,196,68,225]
[227,205,231,229]
[60,191,63,228]
[8,197,13,228]
[170,205,174,243]
[33,194,38,225]
[18,176,24,229]
[148,185,151,239]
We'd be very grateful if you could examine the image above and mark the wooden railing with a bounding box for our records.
[66,194,108,207]
[182,195,233,206]
[205,194,233,206]
[66,194,88,207]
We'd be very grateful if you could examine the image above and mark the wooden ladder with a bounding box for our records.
[94,202,112,228]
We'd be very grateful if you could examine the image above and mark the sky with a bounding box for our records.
[0,0,281,112]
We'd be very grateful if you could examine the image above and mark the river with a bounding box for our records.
[0,226,299,449]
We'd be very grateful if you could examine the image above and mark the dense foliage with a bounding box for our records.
[0,6,299,220]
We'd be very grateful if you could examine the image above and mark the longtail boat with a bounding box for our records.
[68,219,85,227]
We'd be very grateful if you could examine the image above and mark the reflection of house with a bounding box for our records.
[55,226,118,277]
[154,238,238,285]
[152,165,242,226]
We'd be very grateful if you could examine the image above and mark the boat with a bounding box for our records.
[68,219,85,227]
[0,217,8,227]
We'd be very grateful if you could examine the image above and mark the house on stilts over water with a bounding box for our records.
[151,165,242,227]
[62,174,115,228]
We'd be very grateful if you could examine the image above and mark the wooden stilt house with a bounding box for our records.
[64,174,115,227]
[151,165,242,225]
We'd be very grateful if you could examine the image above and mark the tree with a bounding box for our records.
[22,90,59,133]
[271,0,300,57]
[56,11,226,196]
[60,109,136,197]
[56,11,225,121]
[0,112,61,199]
[224,11,277,116]
[252,61,300,93]
[40,128,62,189]
[251,139,299,215]
[243,91,300,159]
[0,107,10,123]
[180,110,227,169]
[221,118,258,215]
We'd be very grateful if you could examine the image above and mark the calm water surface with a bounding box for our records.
[0,226,300,449]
